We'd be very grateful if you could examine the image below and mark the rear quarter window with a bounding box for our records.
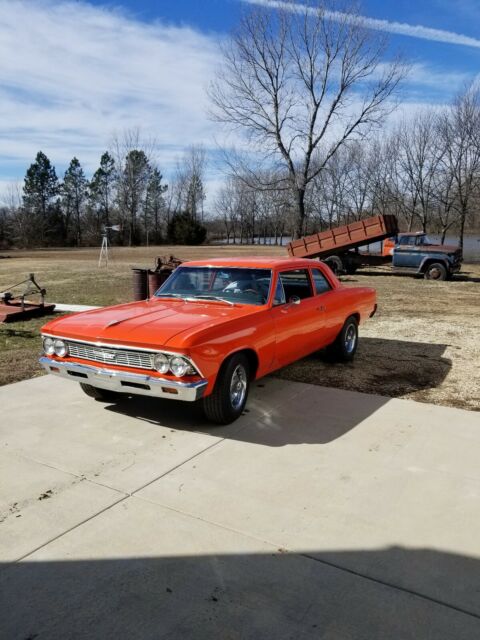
[311,269,331,295]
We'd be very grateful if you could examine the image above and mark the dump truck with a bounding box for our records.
[287,214,463,280]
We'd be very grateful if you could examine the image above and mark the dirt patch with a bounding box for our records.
[1,247,479,410]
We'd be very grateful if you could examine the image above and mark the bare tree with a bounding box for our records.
[210,0,405,237]
[215,177,240,243]
[438,85,480,249]
[110,128,156,245]
[393,113,443,232]
[170,146,207,221]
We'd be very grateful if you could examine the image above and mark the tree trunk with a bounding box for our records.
[294,188,306,239]
[458,207,467,250]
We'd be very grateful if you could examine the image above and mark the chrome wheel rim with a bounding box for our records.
[230,364,247,410]
[345,324,357,354]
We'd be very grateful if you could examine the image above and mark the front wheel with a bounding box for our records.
[203,353,250,425]
[424,262,447,281]
[327,316,359,362]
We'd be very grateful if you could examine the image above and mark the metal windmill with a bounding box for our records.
[98,225,121,268]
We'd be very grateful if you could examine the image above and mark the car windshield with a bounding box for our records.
[155,267,272,306]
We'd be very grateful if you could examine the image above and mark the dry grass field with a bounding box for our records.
[1,245,479,410]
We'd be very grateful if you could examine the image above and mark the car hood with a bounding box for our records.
[397,244,460,255]
[42,298,260,349]
[423,244,460,254]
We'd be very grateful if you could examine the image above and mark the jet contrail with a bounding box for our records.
[242,0,480,49]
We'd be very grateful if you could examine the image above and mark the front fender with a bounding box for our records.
[168,311,276,395]
[418,255,449,273]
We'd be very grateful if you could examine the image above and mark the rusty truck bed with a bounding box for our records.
[287,215,399,259]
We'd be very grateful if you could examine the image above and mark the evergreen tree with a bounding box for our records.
[117,149,151,245]
[167,211,206,245]
[145,167,167,244]
[89,152,116,232]
[61,157,87,246]
[22,151,59,244]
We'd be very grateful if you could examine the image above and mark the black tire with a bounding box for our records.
[79,383,123,402]
[424,262,447,281]
[328,316,359,362]
[324,255,343,275]
[203,353,250,425]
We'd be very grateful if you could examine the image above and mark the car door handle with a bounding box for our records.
[317,305,326,312]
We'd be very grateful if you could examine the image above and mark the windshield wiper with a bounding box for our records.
[155,293,185,299]
[185,295,235,307]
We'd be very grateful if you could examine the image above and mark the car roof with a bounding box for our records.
[180,257,322,269]
[398,232,426,237]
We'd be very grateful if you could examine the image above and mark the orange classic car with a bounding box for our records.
[40,257,377,423]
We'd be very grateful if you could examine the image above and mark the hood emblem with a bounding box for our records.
[94,349,116,361]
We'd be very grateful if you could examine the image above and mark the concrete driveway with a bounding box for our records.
[0,375,479,639]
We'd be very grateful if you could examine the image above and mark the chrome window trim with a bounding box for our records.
[41,333,204,377]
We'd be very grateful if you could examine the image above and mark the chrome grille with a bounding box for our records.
[67,342,154,370]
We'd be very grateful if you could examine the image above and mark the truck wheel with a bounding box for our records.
[324,255,343,275]
[328,316,359,362]
[203,353,250,425]
[424,262,447,281]
[79,383,123,402]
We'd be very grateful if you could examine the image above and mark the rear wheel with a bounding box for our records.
[324,255,343,275]
[424,262,447,281]
[203,353,250,425]
[79,383,123,402]
[327,316,359,362]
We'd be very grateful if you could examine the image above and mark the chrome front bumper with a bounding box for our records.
[39,357,208,402]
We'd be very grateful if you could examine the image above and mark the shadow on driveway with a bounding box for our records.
[103,337,451,446]
[1,547,479,639]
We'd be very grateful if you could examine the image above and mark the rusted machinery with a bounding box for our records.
[132,255,183,301]
[0,274,56,323]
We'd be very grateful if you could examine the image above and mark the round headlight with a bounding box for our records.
[43,336,55,355]
[154,353,170,374]
[53,339,68,357]
[169,356,189,377]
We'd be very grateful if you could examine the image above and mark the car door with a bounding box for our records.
[309,267,342,348]
[393,236,423,269]
[270,269,320,367]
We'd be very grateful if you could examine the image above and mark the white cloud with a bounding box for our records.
[243,0,480,49]
[0,0,474,211]
[0,0,221,181]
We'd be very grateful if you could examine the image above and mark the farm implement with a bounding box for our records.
[0,274,55,323]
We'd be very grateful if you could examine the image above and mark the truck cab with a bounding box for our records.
[391,233,463,280]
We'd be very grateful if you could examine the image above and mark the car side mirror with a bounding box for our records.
[289,295,301,305]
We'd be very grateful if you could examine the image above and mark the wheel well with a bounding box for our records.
[350,312,360,325]
[421,258,448,273]
[225,348,259,381]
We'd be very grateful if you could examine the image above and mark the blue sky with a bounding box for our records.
[0,0,479,204]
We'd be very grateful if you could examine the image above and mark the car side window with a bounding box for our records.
[279,269,313,301]
[272,277,286,306]
[311,269,331,295]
